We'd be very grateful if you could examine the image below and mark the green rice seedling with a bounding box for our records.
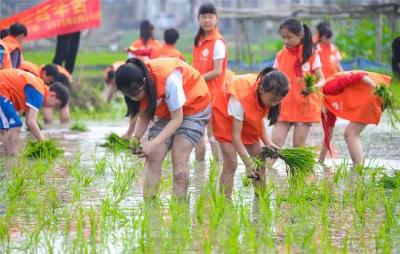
[23,139,64,160]
[7,174,25,202]
[379,170,400,189]
[100,132,141,153]
[70,122,89,132]
[196,190,207,224]
[241,174,251,187]
[301,73,317,96]
[93,155,107,175]
[259,146,318,178]
[374,84,400,131]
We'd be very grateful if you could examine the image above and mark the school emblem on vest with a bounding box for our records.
[301,62,310,72]
[202,48,209,57]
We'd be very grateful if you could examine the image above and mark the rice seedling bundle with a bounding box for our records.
[379,170,400,189]
[374,84,400,131]
[100,133,141,153]
[259,146,318,177]
[23,139,64,159]
[301,73,318,96]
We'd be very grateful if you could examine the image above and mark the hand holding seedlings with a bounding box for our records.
[373,83,400,131]
[137,142,155,158]
[301,73,318,96]
[100,133,142,153]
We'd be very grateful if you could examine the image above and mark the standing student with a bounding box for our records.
[3,23,27,68]
[127,20,162,60]
[192,3,228,161]
[212,68,289,198]
[315,22,343,78]
[318,71,391,166]
[150,28,185,60]
[52,31,81,74]
[103,61,125,102]
[0,69,69,155]
[271,18,325,149]
[115,58,210,199]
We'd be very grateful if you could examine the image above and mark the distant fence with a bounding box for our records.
[228,57,391,73]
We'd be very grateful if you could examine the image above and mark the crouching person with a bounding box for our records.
[0,69,69,155]
[115,58,210,199]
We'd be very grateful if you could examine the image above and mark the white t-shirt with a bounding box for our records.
[165,69,186,112]
[273,54,322,71]
[227,95,244,121]
[213,40,226,60]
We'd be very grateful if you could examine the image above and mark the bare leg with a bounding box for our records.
[59,104,70,124]
[344,122,367,166]
[207,123,220,161]
[4,128,21,156]
[318,126,334,164]
[171,135,195,199]
[194,133,206,161]
[292,124,312,147]
[143,142,169,199]
[271,121,292,148]
[218,142,238,198]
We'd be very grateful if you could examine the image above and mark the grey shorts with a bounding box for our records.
[148,105,211,149]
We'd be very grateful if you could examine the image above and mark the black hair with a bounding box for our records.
[107,68,115,81]
[316,22,331,34]
[317,24,333,41]
[43,64,60,79]
[115,58,157,120]
[55,73,71,89]
[49,82,69,108]
[9,23,28,37]
[140,20,154,46]
[391,36,400,80]
[0,29,9,39]
[257,67,289,126]
[279,18,314,65]
[194,3,217,47]
[164,28,180,45]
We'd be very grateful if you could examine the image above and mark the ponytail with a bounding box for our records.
[392,36,400,80]
[301,23,313,64]
[116,58,157,120]
[257,66,289,126]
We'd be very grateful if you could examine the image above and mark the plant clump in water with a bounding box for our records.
[379,170,400,189]
[70,122,89,132]
[23,139,64,160]
[100,133,141,154]
[301,73,318,96]
[258,146,318,177]
[373,84,400,131]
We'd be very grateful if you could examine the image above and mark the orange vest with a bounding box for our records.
[104,61,125,83]
[3,36,22,67]
[150,44,185,60]
[139,58,210,119]
[19,60,40,77]
[212,74,270,145]
[0,39,12,69]
[275,45,322,122]
[192,29,227,97]
[324,71,392,125]
[316,42,341,78]
[0,69,49,112]
[129,38,162,52]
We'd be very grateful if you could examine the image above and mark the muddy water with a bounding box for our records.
[1,113,399,252]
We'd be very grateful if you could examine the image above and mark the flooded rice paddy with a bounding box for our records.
[0,114,399,253]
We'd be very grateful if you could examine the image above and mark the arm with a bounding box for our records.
[314,67,326,89]
[10,49,20,68]
[337,60,344,72]
[260,123,277,148]
[132,113,150,139]
[59,104,70,123]
[232,119,253,168]
[202,58,224,81]
[122,115,140,138]
[25,109,44,141]
[323,72,369,95]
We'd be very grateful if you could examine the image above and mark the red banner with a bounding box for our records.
[0,0,101,41]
